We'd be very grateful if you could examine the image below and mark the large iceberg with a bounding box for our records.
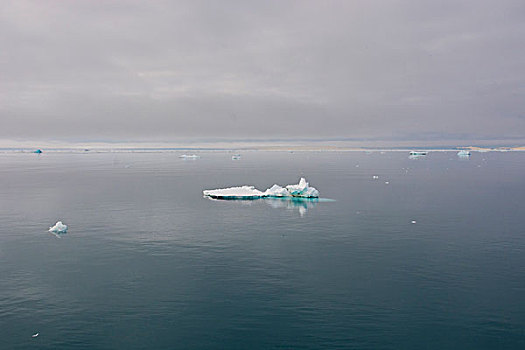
[203,178,319,199]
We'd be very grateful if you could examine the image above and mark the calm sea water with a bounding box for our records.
[0,151,524,349]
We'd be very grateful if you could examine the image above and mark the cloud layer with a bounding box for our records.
[1,0,524,142]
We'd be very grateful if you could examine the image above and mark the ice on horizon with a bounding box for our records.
[179,154,200,159]
[203,178,319,199]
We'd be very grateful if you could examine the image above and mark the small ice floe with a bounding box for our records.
[49,221,68,234]
[385,181,390,185]
[457,150,471,157]
[411,220,417,224]
[372,175,379,179]
[231,154,241,160]
[409,151,427,156]
[34,149,43,154]
[32,333,39,338]
[179,154,200,159]
[203,178,320,199]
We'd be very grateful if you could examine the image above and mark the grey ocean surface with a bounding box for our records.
[0,151,524,349]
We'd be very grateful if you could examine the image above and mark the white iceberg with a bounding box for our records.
[203,178,319,199]
[179,154,200,159]
[49,221,68,233]
[457,150,471,156]
[284,178,319,197]
[264,184,290,197]
[203,186,264,199]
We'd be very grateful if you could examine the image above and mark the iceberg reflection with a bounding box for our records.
[263,197,319,217]
[204,196,332,216]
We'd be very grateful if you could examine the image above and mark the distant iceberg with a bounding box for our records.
[409,151,427,156]
[203,178,320,199]
[457,150,471,157]
[179,154,200,159]
[34,149,43,154]
[232,154,241,160]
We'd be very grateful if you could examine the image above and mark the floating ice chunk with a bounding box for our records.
[204,178,320,199]
[457,150,471,157]
[49,221,68,233]
[411,220,417,224]
[385,181,390,185]
[34,149,42,154]
[179,154,200,159]
[203,186,264,199]
[232,154,241,160]
[32,333,39,338]
[264,184,290,197]
[285,178,319,198]
[372,175,379,179]
[409,151,427,156]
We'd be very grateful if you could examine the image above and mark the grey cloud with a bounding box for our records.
[1,0,524,142]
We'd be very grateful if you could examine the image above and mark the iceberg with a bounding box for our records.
[284,178,319,197]
[34,149,43,154]
[179,154,200,159]
[203,178,320,199]
[457,150,471,157]
[49,221,68,233]
[264,184,290,197]
[203,186,264,199]
[232,154,241,160]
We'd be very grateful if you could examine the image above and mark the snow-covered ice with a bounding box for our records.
[203,178,320,199]
[179,154,200,159]
[203,186,264,199]
[49,221,68,233]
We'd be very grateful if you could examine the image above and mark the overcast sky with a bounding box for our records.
[1,0,524,143]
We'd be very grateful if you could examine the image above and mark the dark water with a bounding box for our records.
[0,151,524,349]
